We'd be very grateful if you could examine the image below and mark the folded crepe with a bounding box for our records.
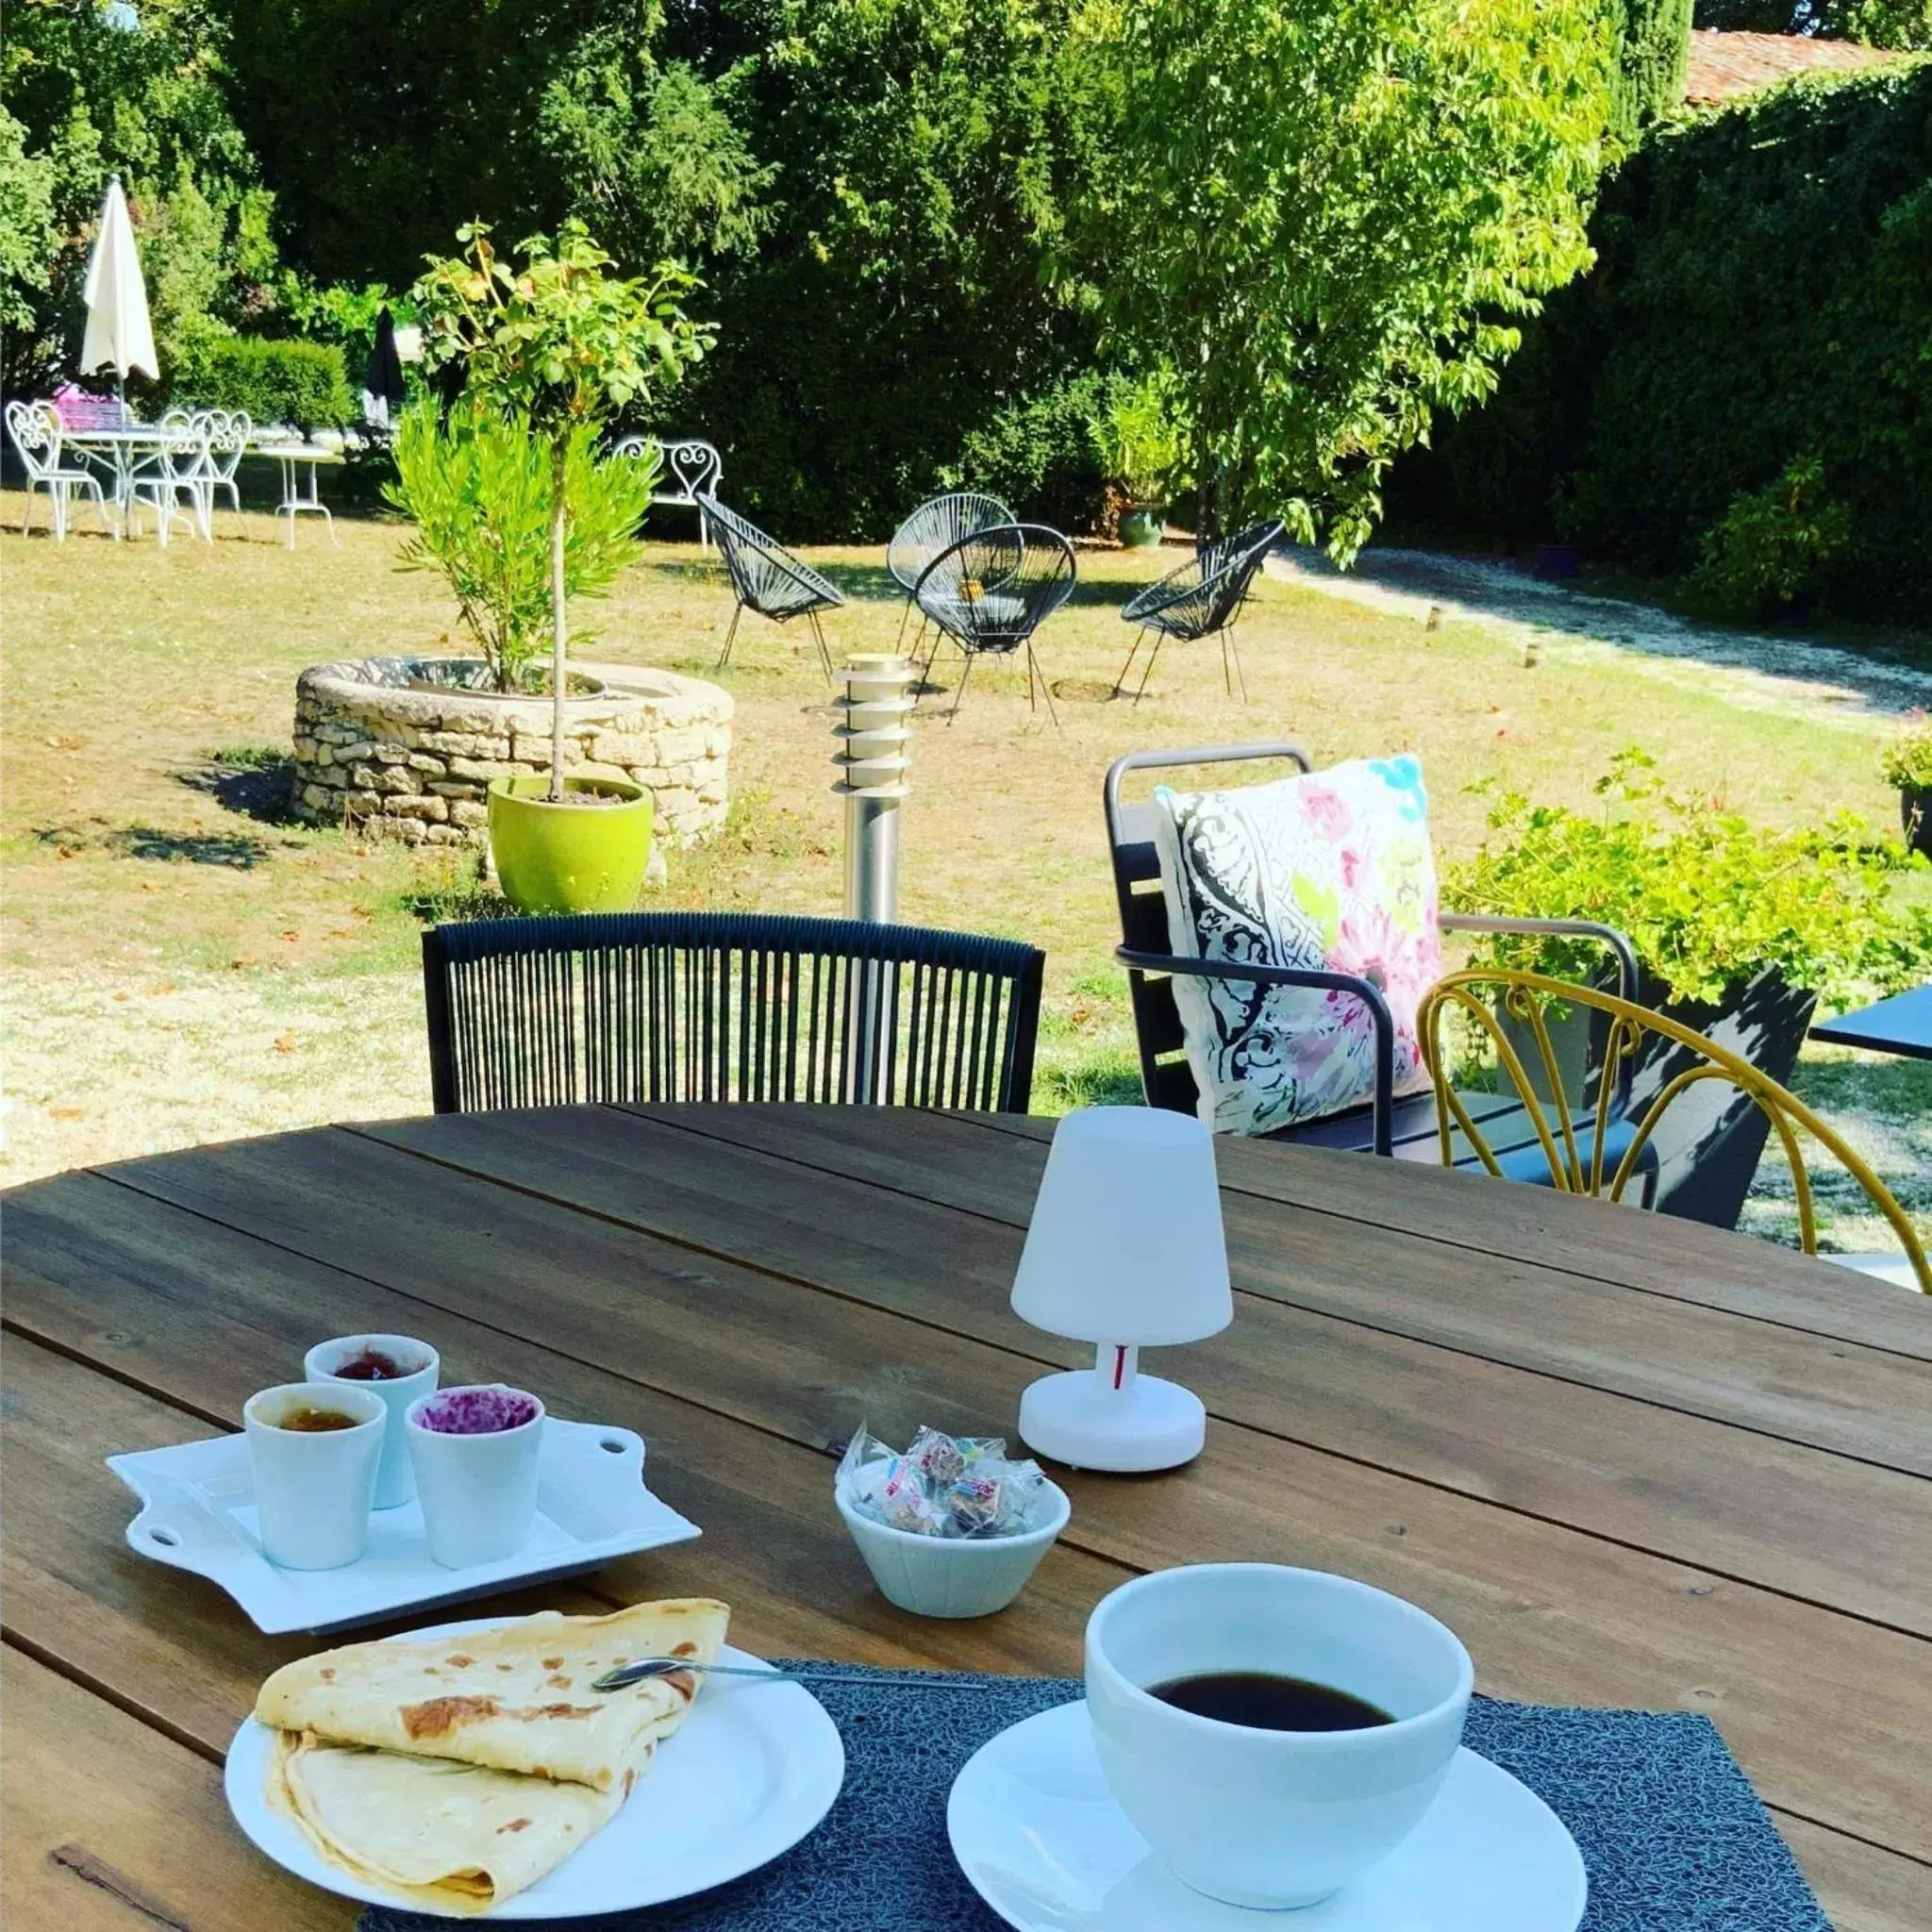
[271,1730,627,1916]
[255,1599,729,1790]
[256,1599,729,1914]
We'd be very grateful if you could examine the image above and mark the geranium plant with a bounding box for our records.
[1880,714,1932,791]
[410,221,711,798]
[1443,749,1932,1009]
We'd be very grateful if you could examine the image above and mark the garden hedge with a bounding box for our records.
[1391,63,1932,623]
[169,335,357,430]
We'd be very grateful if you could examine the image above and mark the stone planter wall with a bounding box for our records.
[291,657,733,848]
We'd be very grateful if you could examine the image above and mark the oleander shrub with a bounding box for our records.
[169,334,357,430]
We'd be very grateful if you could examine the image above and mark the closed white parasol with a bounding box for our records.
[80,176,158,389]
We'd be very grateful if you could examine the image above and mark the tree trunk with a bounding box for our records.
[548,434,569,803]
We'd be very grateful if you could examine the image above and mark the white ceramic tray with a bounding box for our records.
[108,1420,701,1635]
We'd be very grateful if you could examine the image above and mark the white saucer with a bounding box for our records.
[226,1617,844,1919]
[946,1702,1587,1932]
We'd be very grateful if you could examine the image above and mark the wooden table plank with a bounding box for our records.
[954,1107,1932,1358]
[1776,1820,1932,1932]
[346,1107,1932,1476]
[2,1643,350,1932]
[10,1161,1931,1864]
[56,1134,1932,1642]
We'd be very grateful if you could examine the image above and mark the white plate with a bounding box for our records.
[110,1420,701,1634]
[947,1702,1587,1932]
[225,1618,846,1919]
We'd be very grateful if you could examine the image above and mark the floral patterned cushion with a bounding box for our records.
[1148,756,1443,1136]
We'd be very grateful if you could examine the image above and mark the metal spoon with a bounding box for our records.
[591,1657,996,1694]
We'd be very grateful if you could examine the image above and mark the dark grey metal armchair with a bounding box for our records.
[912,522,1076,724]
[1104,744,1646,1173]
[424,911,1044,1114]
[1117,520,1285,703]
[700,492,843,682]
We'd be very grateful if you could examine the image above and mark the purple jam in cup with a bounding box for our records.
[416,1385,541,1435]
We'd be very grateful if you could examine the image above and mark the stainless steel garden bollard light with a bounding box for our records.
[833,656,915,924]
[834,656,915,1101]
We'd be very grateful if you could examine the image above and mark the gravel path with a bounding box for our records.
[1268,545,1932,723]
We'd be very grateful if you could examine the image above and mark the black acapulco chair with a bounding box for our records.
[423,911,1045,1114]
[699,493,844,683]
[1103,743,1646,1168]
[1116,520,1286,705]
[888,491,1015,663]
[912,522,1076,724]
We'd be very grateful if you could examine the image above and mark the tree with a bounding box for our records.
[411,223,711,795]
[1081,0,1614,557]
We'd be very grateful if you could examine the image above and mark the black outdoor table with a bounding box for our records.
[1809,984,1932,1059]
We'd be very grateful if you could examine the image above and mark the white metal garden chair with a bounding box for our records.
[198,408,252,532]
[614,435,722,548]
[6,399,115,541]
[125,410,212,545]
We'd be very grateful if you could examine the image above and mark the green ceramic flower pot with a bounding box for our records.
[1119,505,1166,549]
[487,774,654,914]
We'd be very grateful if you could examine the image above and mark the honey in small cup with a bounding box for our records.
[242,1381,387,1570]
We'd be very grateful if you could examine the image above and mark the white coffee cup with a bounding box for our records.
[242,1381,387,1571]
[1084,1563,1473,1909]
[405,1385,545,1569]
[303,1333,439,1509]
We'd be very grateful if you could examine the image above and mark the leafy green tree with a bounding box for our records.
[411,222,710,793]
[2,0,276,391]
[218,0,768,288]
[1081,0,1614,556]
[680,0,1115,535]
[1693,0,1931,50]
[0,106,58,336]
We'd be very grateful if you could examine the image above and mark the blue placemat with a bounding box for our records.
[360,1664,1829,1931]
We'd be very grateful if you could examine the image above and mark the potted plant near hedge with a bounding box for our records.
[1091,375,1186,548]
[1881,715,1932,860]
[411,221,709,914]
[1444,750,1932,1230]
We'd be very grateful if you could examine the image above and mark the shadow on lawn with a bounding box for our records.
[176,748,300,825]
[31,822,275,868]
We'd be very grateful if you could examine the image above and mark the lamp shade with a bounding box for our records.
[1010,1108,1232,1346]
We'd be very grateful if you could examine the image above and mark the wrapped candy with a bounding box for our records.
[838,1424,1047,1540]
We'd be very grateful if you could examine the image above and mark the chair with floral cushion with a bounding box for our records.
[6,399,115,541]
[1103,743,1642,1161]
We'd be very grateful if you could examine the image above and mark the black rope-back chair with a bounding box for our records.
[1104,745,1646,1173]
[912,522,1076,724]
[1117,520,1285,704]
[424,912,1044,1114]
[699,493,843,682]
[888,491,1015,662]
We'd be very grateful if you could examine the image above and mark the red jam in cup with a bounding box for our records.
[332,1347,411,1380]
[417,1387,541,1435]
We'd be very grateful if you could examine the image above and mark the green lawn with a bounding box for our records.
[3,488,1924,1255]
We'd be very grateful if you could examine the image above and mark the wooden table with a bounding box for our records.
[5,1106,1928,1931]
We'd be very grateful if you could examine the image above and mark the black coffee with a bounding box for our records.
[1148,1671,1394,1732]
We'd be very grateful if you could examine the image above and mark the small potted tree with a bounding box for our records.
[1881,715,1932,860]
[412,222,710,913]
[1091,375,1186,548]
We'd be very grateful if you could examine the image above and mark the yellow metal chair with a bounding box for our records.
[1416,969,1930,1291]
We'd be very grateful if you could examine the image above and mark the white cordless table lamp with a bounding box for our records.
[1010,1107,1232,1472]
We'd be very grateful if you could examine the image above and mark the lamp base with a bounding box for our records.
[1017,1369,1206,1473]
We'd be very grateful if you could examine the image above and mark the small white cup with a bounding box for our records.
[406,1385,545,1569]
[243,1381,387,1571]
[303,1333,439,1509]
[1084,1564,1473,1909]
[837,1477,1070,1619]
